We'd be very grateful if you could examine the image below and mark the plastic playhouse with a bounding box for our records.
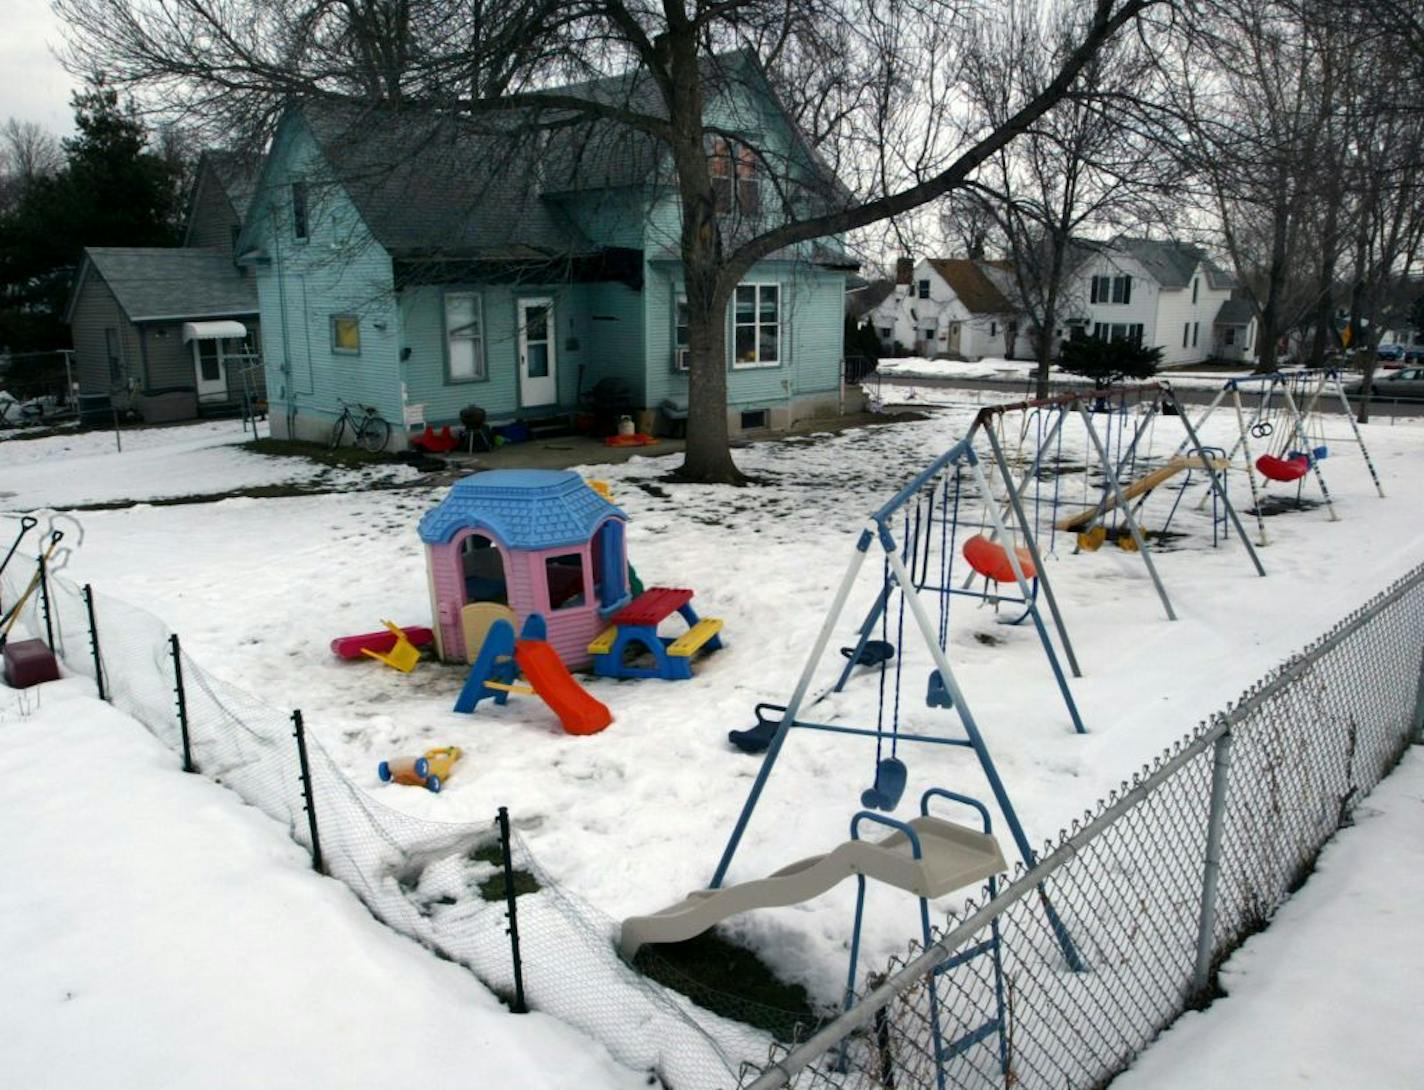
[418,469,632,669]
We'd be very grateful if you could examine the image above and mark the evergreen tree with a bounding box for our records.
[1057,336,1163,388]
[0,80,182,351]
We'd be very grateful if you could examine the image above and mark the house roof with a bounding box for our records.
[417,469,627,550]
[73,247,257,323]
[298,101,597,262]
[1215,291,1255,325]
[846,279,895,319]
[1109,237,1234,291]
[203,150,263,222]
[927,259,1014,315]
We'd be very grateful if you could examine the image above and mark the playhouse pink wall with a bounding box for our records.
[427,520,623,669]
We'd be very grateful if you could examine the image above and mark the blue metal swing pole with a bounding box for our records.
[978,421,1085,685]
[711,535,874,889]
[880,537,1084,970]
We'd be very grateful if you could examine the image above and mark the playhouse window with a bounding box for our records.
[545,554,587,611]
[460,536,507,605]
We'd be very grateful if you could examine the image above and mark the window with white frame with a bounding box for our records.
[918,279,930,299]
[1091,274,1132,304]
[444,292,485,381]
[733,284,779,367]
[673,294,690,371]
[331,314,360,355]
[292,179,309,241]
[989,320,998,336]
[1224,326,1236,346]
[1093,322,1143,344]
[709,138,760,216]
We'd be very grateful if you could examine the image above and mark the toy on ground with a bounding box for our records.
[455,613,612,735]
[355,620,425,672]
[588,586,723,680]
[330,624,435,661]
[603,433,658,447]
[410,425,460,454]
[378,746,463,792]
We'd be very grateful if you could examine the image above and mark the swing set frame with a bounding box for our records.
[1181,367,1385,544]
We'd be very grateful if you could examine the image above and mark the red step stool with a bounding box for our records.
[4,638,60,688]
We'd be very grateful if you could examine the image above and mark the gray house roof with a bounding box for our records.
[76,247,258,322]
[203,150,262,222]
[1109,237,1234,291]
[1215,291,1256,325]
[847,280,895,320]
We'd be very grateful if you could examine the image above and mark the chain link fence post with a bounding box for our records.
[497,806,528,1014]
[291,710,323,874]
[1412,646,1424,745]
[82,583,106,702]
[169,634,195,773]
[1192,727,1234,996]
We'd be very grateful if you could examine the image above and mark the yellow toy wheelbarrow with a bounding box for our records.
[377,746,463,793]
[360,620,423,673]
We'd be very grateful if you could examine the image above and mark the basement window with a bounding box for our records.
[740,409,769,430]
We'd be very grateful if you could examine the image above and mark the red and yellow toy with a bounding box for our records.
[377,746,463,793]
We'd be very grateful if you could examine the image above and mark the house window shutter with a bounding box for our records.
[1123,276,1132,305]
[1090,277,1099,304]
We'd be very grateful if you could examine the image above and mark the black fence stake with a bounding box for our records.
[497,806,528,1013]
[82,583,106,702]
[170,633,195,773]
[291,710,324,874]
[37,552,55,651]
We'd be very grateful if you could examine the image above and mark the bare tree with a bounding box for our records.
[0,119,63,210]
[962,0,1174,396]
[57,0,1164,482]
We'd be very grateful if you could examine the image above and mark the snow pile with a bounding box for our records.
[0,679,642,1090]
[1116,748,1424,1089]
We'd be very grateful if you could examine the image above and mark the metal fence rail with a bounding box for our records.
[742,563,1424,1090]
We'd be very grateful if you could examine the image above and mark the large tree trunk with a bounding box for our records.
[666,24,743,485]
[1307,196,1341,368]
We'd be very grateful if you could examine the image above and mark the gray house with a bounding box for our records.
[65,152,265,422]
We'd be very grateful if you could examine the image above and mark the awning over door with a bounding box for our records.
[182,320,247,343]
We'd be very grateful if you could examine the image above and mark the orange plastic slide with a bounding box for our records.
[514,639,613,736]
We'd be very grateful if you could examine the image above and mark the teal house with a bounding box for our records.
[235,53,856,449]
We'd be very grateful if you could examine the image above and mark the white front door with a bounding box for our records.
[518,298,557,407]
[192,340,228,401]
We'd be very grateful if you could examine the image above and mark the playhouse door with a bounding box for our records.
[518,298,557,408]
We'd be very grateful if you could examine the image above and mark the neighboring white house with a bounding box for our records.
[1064,237,1255,365]
[862,256,1033,361]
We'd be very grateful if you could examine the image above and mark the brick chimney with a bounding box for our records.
[895,256,914,285]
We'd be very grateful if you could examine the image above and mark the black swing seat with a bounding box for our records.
[728,703,785,754]
[840,640,895,668]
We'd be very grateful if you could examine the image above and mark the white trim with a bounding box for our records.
[182,319,248,343]
[731,281,781,370]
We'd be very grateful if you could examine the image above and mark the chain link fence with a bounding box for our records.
[4,549,1422,1090]
[741,563,1424,1090]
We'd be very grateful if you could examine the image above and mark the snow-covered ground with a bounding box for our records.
[875,355,1249,391]
[11,398,1421,1014]
[1113,746,1424,1089]
[0,418,416,508]
[0,679,642,1090]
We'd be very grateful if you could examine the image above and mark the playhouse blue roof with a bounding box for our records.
[418,469,627,550]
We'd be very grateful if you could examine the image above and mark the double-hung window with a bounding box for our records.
[331,314,360,355]
[1091,274,1131,304]
[291,180,309,241]
[445,292,485,381]
[673,294,690,371]
[733,284,779,368]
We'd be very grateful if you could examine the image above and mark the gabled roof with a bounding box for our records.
[846,279,895,319]
[1107,237,1235,291]
[927,259,1014,315]
[418,469,627,550]
[1215,290,1255,325]
[297,101,596,262]
[68,247,257,323]
[181,150,262,246]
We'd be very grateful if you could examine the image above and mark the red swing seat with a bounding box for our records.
[1255,453,1310,482]
[963,533,1037,583]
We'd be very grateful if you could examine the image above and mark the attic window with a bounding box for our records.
[711,138,733,214]
[736,145,760,214]
[709,138,759,216]
[291,179,309,240]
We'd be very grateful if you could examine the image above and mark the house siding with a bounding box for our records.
[1073,252,1161,350]
[398,282,593,426]
[184,163,241,254]
[68,272,142,400]
[247,117,403,443]
[135,317,263,399]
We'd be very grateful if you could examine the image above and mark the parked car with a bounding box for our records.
[1375,343,1405,364]
[1349,366,1424,400]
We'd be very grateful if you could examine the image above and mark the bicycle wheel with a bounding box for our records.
[329,413,348,449]
[358,415,391,453]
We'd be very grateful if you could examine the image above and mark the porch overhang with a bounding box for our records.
[182,320,248,343]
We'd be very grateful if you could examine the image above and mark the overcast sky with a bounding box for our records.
[1,0,81,136]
